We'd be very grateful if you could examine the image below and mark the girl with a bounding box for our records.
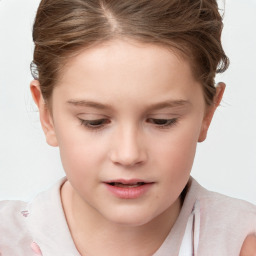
[0,0,256,255]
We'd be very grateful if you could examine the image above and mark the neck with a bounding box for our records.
[61,181,181,256]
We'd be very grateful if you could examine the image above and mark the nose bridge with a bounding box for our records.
[110,122,147,166]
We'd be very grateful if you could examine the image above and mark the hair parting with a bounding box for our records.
[31,0,229,105]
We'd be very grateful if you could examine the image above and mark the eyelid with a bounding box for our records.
[79,118,110,130]
[146,118,178,128]
[77,113,108,119]
[147,112,180,118]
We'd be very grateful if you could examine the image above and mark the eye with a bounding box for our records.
[79,118,110,130]
[146,118,178,128]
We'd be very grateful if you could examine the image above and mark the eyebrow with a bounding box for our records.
[67,99,191,110]
[146,100,191,111]
[67,100,112,110]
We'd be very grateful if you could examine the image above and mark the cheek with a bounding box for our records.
[57,136,104,200]
[55,124,104,178]
[152,120,201,181]
[172,129,199,168]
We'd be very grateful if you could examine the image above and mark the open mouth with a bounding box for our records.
[104,180,153,199]
[107,182,146,188]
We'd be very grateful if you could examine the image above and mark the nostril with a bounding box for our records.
[31,242,42,255]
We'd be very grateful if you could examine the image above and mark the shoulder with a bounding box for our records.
[0,199,30,233]
[0,178,68,255]
[189,178,256,254]
[0,199,33,254]
[192,178,256,218]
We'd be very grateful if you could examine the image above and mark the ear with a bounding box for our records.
[198,82,225,142]
[30,80,58,147]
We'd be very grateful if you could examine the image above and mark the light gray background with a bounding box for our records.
[0,0,255,203]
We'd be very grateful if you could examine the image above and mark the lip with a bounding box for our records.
[103,179,154,199]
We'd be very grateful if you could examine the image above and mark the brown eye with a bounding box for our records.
[147,118,177,127]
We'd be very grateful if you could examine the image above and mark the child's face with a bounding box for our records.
[32,40,220,226]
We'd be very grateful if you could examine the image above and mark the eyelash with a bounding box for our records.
[79,118,110,130]
[146,118,178,128]
[79,118,178,130]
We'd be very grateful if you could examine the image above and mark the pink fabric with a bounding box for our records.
[31,242,42,255]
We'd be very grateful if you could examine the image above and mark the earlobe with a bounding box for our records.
[30,80,58,147]
[198,82,226,142]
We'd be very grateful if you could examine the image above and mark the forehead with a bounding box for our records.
[54,39,203,107]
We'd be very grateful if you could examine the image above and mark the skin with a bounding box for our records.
[31,39,228,255]
[240,235,256,256]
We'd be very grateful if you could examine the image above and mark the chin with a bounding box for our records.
[102,208,159,227]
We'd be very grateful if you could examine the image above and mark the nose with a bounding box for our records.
[109,125,147,167]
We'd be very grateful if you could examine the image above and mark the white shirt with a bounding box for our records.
[1,177,256,255]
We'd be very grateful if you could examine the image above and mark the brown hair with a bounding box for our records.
[31,0,229,105]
